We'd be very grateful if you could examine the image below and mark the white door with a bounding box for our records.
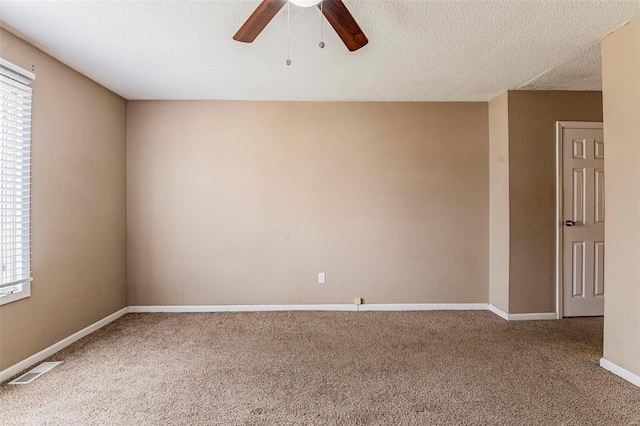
[561,124,604,317]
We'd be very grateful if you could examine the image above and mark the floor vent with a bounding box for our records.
[9,362,61,385]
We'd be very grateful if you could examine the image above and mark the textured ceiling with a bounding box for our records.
[1,1,639,101]
[518,44,604,91]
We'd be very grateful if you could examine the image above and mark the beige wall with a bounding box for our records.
[601,19,640,378]
[0,29,127,370]
[488,93,510,312]
[507,91,603,314]
[127,101,489,306]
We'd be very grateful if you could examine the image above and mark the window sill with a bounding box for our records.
[0,282,31,306]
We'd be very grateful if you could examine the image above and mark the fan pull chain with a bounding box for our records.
[286,1,292,65]
[319,0,325,48]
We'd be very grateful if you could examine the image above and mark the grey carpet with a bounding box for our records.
[1,311,639,425]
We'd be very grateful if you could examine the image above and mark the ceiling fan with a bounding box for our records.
[233,0,368,52]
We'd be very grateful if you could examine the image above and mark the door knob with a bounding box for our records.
[565,220,576,227]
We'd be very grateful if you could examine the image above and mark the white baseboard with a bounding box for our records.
[358,303,488,312]
[0,307,128,384]
[487,304,557,321]
[129,303,489,313]
[600,358,640,387]
[128,304,358,313]
[488,304,509,320]
[507,312,557,321]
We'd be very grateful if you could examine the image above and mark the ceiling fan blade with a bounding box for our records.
[233,0,288,43]
[318,0,368,52]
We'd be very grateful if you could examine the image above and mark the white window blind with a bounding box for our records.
[0,71,33,298]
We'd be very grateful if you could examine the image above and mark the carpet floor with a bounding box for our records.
[1,311,639,425]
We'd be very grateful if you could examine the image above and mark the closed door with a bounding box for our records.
[562,125,604,317]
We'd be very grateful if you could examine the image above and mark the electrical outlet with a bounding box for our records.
[354,297,363,305]
[318,272,325,284]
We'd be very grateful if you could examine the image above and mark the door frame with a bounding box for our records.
[555,121,604,319]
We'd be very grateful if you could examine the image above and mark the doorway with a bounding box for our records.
[556,122,605,318]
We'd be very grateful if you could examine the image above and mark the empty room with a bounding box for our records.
[1,0,639,424]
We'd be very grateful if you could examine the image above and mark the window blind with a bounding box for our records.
[0,73,32,295]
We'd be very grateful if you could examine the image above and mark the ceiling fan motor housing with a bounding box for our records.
[289,0,322,7]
